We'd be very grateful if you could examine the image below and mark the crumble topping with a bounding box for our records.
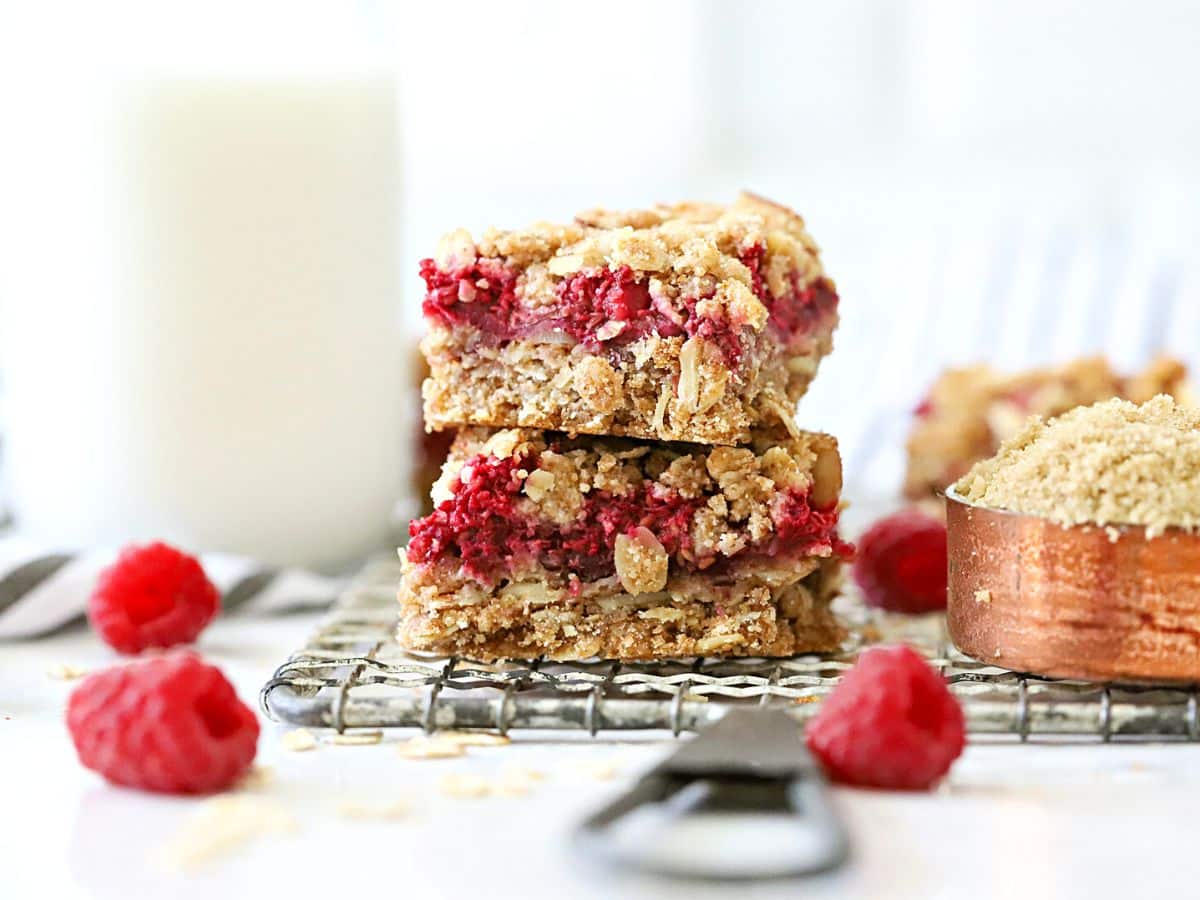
[411,427,846,588]
[467,192,824,287]
[418,194,840,446]
[955,395,1200,537]
[421,192,837,357]
[614,527,669,594]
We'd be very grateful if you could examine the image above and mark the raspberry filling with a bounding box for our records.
[736,244,839,345]
[419,243,838,367]
[407,450,845,587]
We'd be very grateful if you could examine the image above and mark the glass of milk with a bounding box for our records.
[0,4,407,568]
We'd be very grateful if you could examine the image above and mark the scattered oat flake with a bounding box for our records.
[235,765,275,791]
[338,800,409,821]
[571,760,619,780]
[489,778,530,798]
[281,729,318,752]
[328,730,383,746]
[491,767,545,797]
[434,730,510,747]
[974,589,992,605]
[500,765,545,782]
[47,663,88,681]
[397,736,465,760]
[155,796,297,872]
[438,773,492,798]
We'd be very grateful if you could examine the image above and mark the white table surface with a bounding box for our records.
[5,611,1200,900]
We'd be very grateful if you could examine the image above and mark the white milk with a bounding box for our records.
[0,65,406,568]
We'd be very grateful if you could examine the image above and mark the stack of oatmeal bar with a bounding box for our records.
[400,193,850,660]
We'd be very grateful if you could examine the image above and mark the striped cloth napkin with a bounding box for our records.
[0,534,349,640]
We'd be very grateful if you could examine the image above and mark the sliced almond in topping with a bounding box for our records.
[522,468,555,502]
[810,444,842,508]
[547,253,586,276]
[614,527,669,595]
[677,337,702,413]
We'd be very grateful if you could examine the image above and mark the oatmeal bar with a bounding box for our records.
[399,427,850,660]
[904,355,1190,501]
[419,193,839,446]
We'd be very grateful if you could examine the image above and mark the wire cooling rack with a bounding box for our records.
[260,559,1200,742]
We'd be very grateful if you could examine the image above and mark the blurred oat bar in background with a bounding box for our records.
[904,355,1191,502]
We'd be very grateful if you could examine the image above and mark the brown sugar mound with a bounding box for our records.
[954,395,1200,537]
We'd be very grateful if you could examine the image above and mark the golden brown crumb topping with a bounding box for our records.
[955,395,1200,537]
[431,426,842,567]
[433,192,829,329]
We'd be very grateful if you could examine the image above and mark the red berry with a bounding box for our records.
[853,509,947,613]
[88,542,219,653]
[67,653,259,794]
[806,645,965,790]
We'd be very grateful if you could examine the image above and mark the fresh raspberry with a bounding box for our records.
[806,645,965,790]
[88,542,220,653]
[67,653,259,794]
[852,509,947,613]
